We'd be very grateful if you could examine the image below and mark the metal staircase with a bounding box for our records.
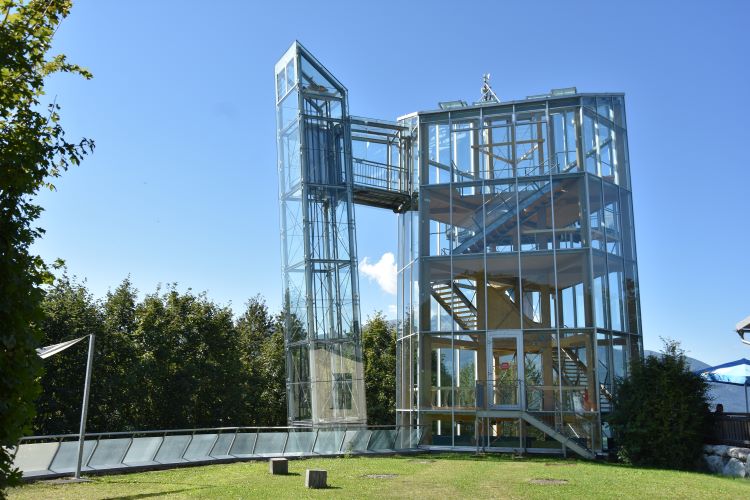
[522,412,595,459]
[430,282,478,330]
[453,181,563,255]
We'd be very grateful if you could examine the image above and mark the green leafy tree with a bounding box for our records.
[1,0,93,490]
[362,312,396,425]
[236,296,285,425]
[34,272,103,435]
[96,278,141,431]
[134,286,245,429]
[608,339,711,470]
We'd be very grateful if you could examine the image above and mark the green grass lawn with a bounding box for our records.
[8,453,750,499]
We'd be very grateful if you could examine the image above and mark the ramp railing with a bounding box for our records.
[11,425,424,479]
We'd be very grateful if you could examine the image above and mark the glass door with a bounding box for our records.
[487,331,523,409]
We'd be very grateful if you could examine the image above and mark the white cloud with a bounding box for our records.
[360,252,397,295]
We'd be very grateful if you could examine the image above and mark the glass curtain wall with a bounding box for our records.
[276,43,366,427]
[397,95,641,453]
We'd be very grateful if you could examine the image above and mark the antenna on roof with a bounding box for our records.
[480,73,499,103]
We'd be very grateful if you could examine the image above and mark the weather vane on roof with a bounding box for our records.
[480,73,499,103]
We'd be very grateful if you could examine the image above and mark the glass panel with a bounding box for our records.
[84,438,130,469]
[525,420,563,449]
[450,255,483,331]
[588,176,605,251]
[454,333,482,407]
[123,437,162,464]
[549,108,579,172]
[341,429,370,453]
[285,431,316,455]
[515,112,548,176]
[299,54,341,96]
[425,259,453,332]
[451,184,484,256]
[490,335,519,407]
[427,334,454,407]
[427,415,452,446]
[426,122,451,184]
[518,180,553,251]
[582,109,598,174]
[598,118,615,180]
[553,176,585,250]
[485,254,521,329]
[482,115,513,179]
[620,190,635,261]
[487,419,520,448]
[592,252,608,329]
[153,435,191,464]
[12,442,59,475]
[422,185,452,257]
[228,432,258,457]
[452,120,479,182]
[523,331,559,412]
[625,263,640,334]
[520,253,557,328]
[313,430,345,454]
[556,251,590,328]
[276,69,286,100]
[285,59,296,90]
[607,255,625,331]
[49,440,97,472]
[612,334,629,381]
[254,432,287,456]
[602,182,621,256]
[453,416,476,446]
[210,434,234,458]
[368,430,397,451]
[483,181,517,254]
[561,412,600,451]
[559,331,597,413]
[183,434,218,461]
[596,332,613,411]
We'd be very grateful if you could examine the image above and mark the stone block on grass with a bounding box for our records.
[305,469,327,489]
[269,458,288,475]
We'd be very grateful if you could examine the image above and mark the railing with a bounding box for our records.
[352,157,409,194]
[11,425,424,479]
[708,413,750,447]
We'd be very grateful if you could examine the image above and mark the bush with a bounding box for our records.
[609,339,711,469]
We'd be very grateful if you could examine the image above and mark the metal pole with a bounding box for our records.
[74,333,95,479]
[745,381,748,414]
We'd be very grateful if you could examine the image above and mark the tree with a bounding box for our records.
[134,286,245,429]
[0,0,93,490]
[361,312,396,425]
[236,296,285,425]
[34,272,103,435]
[608,339,711,470]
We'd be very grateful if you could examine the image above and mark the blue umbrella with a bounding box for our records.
[695,358,750,413]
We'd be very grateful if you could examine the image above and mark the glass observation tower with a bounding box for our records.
[275,41,642,457]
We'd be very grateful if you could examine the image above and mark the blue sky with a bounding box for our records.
[35,0,749,365]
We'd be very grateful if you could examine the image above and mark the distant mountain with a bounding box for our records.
[644,350,747,413]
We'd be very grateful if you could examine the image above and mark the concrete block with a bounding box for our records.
[305,469,327,489]
[269,458,288,475]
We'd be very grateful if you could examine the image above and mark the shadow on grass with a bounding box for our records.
[102,487,207,499]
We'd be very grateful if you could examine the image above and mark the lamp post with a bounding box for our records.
[74,333,95,480]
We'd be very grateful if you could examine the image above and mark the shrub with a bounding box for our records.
[609,339,711,469]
